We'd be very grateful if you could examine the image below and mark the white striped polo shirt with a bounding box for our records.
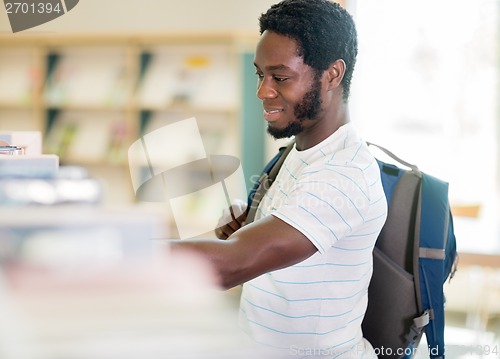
[239,123,387,358]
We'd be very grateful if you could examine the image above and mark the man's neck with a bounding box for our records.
[295,102,349,151]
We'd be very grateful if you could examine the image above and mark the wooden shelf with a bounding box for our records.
[0,101,35,109]
[0,32,257,204]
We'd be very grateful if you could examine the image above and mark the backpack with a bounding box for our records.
[246,141,458,359]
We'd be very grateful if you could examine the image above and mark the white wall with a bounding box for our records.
[0,0,280,33]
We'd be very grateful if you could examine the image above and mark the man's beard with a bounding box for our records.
[267,77,323,139]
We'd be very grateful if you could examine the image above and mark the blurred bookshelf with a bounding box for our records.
[0,33,258,206]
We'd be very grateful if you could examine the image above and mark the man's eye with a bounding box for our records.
[255,72,264,79]
[274,76,288,82]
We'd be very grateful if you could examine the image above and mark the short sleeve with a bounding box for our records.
[272,164,370,253]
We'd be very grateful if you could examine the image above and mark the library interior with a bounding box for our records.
[0,0,499,358]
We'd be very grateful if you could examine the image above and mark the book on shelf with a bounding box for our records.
[45,111,128,164]
[0,49,36,105]
[137,47,237,110]
[44,48,128,108]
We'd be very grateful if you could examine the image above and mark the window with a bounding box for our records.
[350,0,499,252]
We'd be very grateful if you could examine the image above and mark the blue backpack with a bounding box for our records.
[362,143,457,359]
[246,141,458,359]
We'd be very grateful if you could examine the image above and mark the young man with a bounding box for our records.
[171,0,387,357]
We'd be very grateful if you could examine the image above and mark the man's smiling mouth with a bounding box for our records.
[263,108,284,122]
[264,108,283,114]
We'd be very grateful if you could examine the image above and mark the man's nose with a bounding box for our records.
[257,78,278,100]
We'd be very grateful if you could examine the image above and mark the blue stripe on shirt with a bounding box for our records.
[277,212,326,252]
[351,143,363,161]
[242,297,353,319]
[323,166,369,199]
[304,191,352,231]
[301,180,366,221]
[292,260,370,268]
[299,204,340,241]
[248,282,366,301]
[244,316,349,336]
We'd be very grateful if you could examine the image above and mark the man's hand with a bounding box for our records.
[214,199,247,239]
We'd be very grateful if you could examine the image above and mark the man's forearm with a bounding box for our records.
[169,238,249,290]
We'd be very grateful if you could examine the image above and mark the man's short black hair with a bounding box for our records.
[259,0,358,101]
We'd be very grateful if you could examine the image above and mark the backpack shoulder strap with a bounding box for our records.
[367,142,420,174]
[246,141,294,223]
[418,173,456,359]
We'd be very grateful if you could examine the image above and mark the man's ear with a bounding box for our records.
[326,59,346,90]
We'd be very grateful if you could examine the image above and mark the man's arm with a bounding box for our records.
[169,215,318,289]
